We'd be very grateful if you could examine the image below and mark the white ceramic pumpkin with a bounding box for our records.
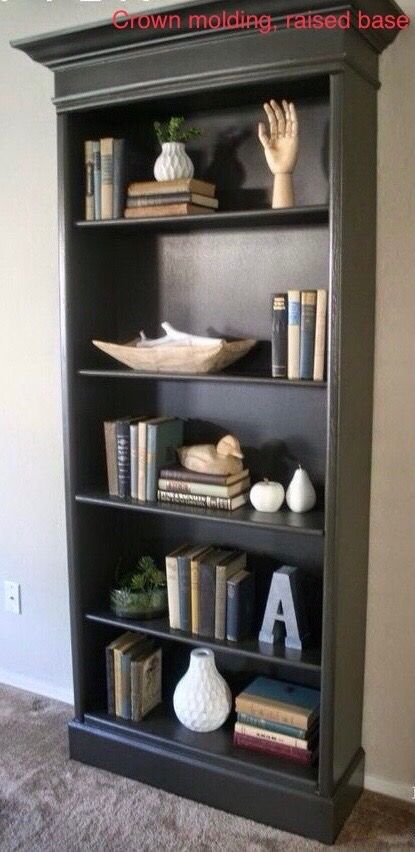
[250,479,285,513]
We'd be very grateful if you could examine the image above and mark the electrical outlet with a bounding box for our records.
[4,581,21,615]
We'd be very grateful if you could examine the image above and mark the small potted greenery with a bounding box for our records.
[110,555,168,619]
[153,116,201,182]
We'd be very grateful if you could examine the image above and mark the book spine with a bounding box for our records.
[235,696,310,729]
[214,565,227,641]
[165,554,180,630]
[233,732,314,764]
[119,652,132,719]
[130,659,143,722]
[101,137,114,220]
[159,468,243,486]
[137,421,147,501]
[84,140,95,221]
[139,649,162,718]
[177,557,191,632]
[116,420,130,499]
[234,722,310,750]
[104,421,118,496]
[158,478,250,498]
[191,559,200,634]
[130,423,138,500]
[157,491,247,511]
[112,138,126,220]
[313,289,327,381]
[127,179,215,198]
[146,423,158,502]
[226,578,240,641]
[300,291,317,380]
[287,290,301,380]
[271,293,288,378]
[124,203,214,219]
[92,141,101,220]
[237,712,309,739]
[198,562,216,638]
[105,645,115,715]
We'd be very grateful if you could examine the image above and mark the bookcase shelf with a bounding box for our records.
[78,368,327,387]
[85,610,322,673]
[15,0,401,841]
[75,492,325,536]
[75,204,328,232]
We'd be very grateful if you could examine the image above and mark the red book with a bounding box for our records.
[234,731,318,765]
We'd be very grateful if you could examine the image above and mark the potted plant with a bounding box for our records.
[153,116,201,181]
[110,555,168,619]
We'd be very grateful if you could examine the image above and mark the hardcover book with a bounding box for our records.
[237,712,318,741]
[124,203,215,219]
[178,544,210,632]
[233,731,318,764]
[113,633,147,718]
[313,289,327,381]
[146,418,184,502]
[126,192,219,209]
[287,290,301,380]
[165,543,190,630]
[158,476,250,498]
[84,140,94,221]
[131,645,162,721]
[234,721,318,751]
[198,548,230,637]
[159,466,250,486]
[127,178,216,197]
[157,491,249,511]
[130,422,139,500]
[100,137,114,220]
[116,418,133,499]
[226,569,254,641]
[92,140,101,220]
[300,290,317,380]
[271,293,288,378]
[235,678,320,730]
[191,546,214,634]
[104,420,117,496]
[215,550,247,640]
[112,137,126,220]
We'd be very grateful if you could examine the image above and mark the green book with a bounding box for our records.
[237,712,318,740]
[146,418,184,501]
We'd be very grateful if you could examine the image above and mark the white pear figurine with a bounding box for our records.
[286,465,316,513]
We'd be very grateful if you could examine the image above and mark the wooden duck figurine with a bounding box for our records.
[178,435,244,475]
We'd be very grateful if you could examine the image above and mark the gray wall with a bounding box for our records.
[0,0,413,798]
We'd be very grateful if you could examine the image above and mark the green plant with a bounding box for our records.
[154,116,202,145]
[115,555,166,595]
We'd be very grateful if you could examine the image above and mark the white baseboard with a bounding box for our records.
[364,773,412,803]
[0,668,74,706]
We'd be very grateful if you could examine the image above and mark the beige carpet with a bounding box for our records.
[0,684,413,851]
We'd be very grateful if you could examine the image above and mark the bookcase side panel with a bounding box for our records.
[321,68,378,794]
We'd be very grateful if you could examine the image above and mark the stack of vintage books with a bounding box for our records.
[272,289,327,381]
[106,632,162,721]
[234,677,320,764]
[124,178,218,218]
[84,137,128,221]
[157,465,251,511]
[165,544,254,641]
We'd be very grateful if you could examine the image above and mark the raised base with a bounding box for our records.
[68,719,364,844]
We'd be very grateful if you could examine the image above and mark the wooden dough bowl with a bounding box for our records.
[92,337,256,374]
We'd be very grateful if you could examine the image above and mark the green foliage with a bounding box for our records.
[154,116,202,145]
[115,555,166,594]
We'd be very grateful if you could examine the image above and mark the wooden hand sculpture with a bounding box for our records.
[258,100,299,209]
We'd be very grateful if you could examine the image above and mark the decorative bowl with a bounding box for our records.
[92,337,256,375]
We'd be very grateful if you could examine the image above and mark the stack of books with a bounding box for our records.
[84,137,128,221]
[106,632,162,721]
[124,178,218,218]
[158,465,251,512]
[166,544,254,641]
[234,677,320,765]
[272,289,327,381]
[104,416,184,502]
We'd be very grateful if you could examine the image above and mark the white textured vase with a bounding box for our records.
[286,465,317,513]
[153,141,194,181]
[173,648,232,732]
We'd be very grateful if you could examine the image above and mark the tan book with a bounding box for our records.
[235,694,316,730]
[84,140,94,221]
[126,193,219,210]
[104,421,117,496]
[124,203,215,219]
[287,290,301,380]
[127,178,216,198]
[100,137,114,220]
[191,546,214,635]
[131,647,162,721]
[215,551,247,640]
[234,722,313,750]
[137,420,148,501]
[165,543,189,630]
[158,476,250,498]
[313,289,327,381]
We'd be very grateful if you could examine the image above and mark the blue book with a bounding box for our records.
[237,712,317,740]
[237,677,320,729]
[300,291,317,379]
[146,418,183,501]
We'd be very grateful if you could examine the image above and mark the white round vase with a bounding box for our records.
[153,142,194,181]
[173,648,232,732]
[286,465,317,513]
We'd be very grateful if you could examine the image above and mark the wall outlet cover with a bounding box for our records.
[4,581,21,615]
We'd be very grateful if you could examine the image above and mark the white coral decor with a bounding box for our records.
[173,648,232,732]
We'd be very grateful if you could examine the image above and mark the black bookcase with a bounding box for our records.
[13,1,402,842]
